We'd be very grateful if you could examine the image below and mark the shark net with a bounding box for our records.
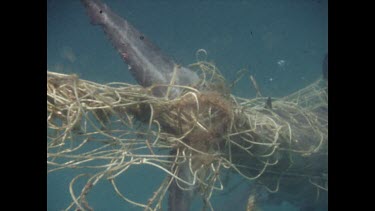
[47,61,327,211]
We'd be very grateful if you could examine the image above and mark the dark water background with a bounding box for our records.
[47,0,327,210]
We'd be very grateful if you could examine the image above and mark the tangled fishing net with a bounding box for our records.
[47,59,327,211]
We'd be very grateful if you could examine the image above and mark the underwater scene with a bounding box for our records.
[47,0,328,210]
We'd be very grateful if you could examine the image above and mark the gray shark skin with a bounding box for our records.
[168,160,195,211]
[81,0,199,98]
[80,1,198,210]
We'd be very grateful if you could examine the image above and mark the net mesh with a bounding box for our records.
[47,61,327,211]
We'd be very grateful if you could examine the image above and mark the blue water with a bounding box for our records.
[47,0,327,210]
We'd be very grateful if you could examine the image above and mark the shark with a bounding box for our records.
[80,1,328,211]
[81,0,199,210]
